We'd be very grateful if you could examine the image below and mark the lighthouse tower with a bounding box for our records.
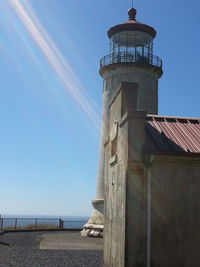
[81,7,163,237]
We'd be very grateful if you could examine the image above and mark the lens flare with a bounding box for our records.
[7,0,100,129]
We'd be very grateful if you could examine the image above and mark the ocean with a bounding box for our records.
[0,215,89,230]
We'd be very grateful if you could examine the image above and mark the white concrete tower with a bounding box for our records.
[81,7,163,237]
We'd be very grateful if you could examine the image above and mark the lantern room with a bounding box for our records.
[100,8,162,76]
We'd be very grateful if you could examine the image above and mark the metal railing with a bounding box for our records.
[0,217,87,231]
[100,52,162,69]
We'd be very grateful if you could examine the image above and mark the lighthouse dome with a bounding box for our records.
[107,8,156,39]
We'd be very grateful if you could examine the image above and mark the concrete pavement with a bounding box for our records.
[39,231,103,250]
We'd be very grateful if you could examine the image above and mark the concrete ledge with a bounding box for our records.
[83,224,103,230]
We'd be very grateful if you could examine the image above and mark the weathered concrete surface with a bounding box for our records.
[104,82,148,267]
[103,84,127,267]
[81,200,104,238]
[150,156,200,267]
[103,81,200,266]
[83,61,162,238]
[101,66,160,115]
[40,231,103,250]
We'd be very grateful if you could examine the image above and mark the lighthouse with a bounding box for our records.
[81,7,163,237]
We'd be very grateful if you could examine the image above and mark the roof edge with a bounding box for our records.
[147,114,200,121]
[107,22,156,39]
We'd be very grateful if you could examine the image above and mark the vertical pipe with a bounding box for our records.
[118,32,120,54]
[15,218,17,229]
[35,218,38,229]
[147,157,153,267]
[135,45,137,61]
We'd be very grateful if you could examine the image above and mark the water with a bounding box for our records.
[0,215,89,229]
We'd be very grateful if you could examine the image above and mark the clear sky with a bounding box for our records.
[0,0,199,217]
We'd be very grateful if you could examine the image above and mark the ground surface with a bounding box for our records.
[40,232,103,250]
[0,231,102,267]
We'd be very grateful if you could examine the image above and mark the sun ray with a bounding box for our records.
[7,0,100,129]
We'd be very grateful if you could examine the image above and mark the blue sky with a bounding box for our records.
[0,0,199,216]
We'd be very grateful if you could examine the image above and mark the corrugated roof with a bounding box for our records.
[145,115,200,155]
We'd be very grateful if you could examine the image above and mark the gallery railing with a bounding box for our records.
[100,52,162,70]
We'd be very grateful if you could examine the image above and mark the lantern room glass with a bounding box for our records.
[110,31,153,58]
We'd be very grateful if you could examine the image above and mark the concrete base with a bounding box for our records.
[81,224,103,238]
[81,199,104,238]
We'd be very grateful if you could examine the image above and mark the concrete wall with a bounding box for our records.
[150,156,200,267]
[102,66,159,114]
[82,64,159,237]
[103,84,127,267]
[104,82,147,267]
[103,82,200,267]
[98,66,159,201]
[97,66,159,214]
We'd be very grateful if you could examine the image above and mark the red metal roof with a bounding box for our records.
[145,115,200,155]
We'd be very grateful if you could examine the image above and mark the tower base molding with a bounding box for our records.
[81,199,104,238]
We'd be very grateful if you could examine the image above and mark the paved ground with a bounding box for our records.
[0,231,102,267]
[40,232,103,250]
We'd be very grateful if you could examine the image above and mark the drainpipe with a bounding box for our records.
[146,155,154,267]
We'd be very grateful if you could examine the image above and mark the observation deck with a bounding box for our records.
[100,51,163,77]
